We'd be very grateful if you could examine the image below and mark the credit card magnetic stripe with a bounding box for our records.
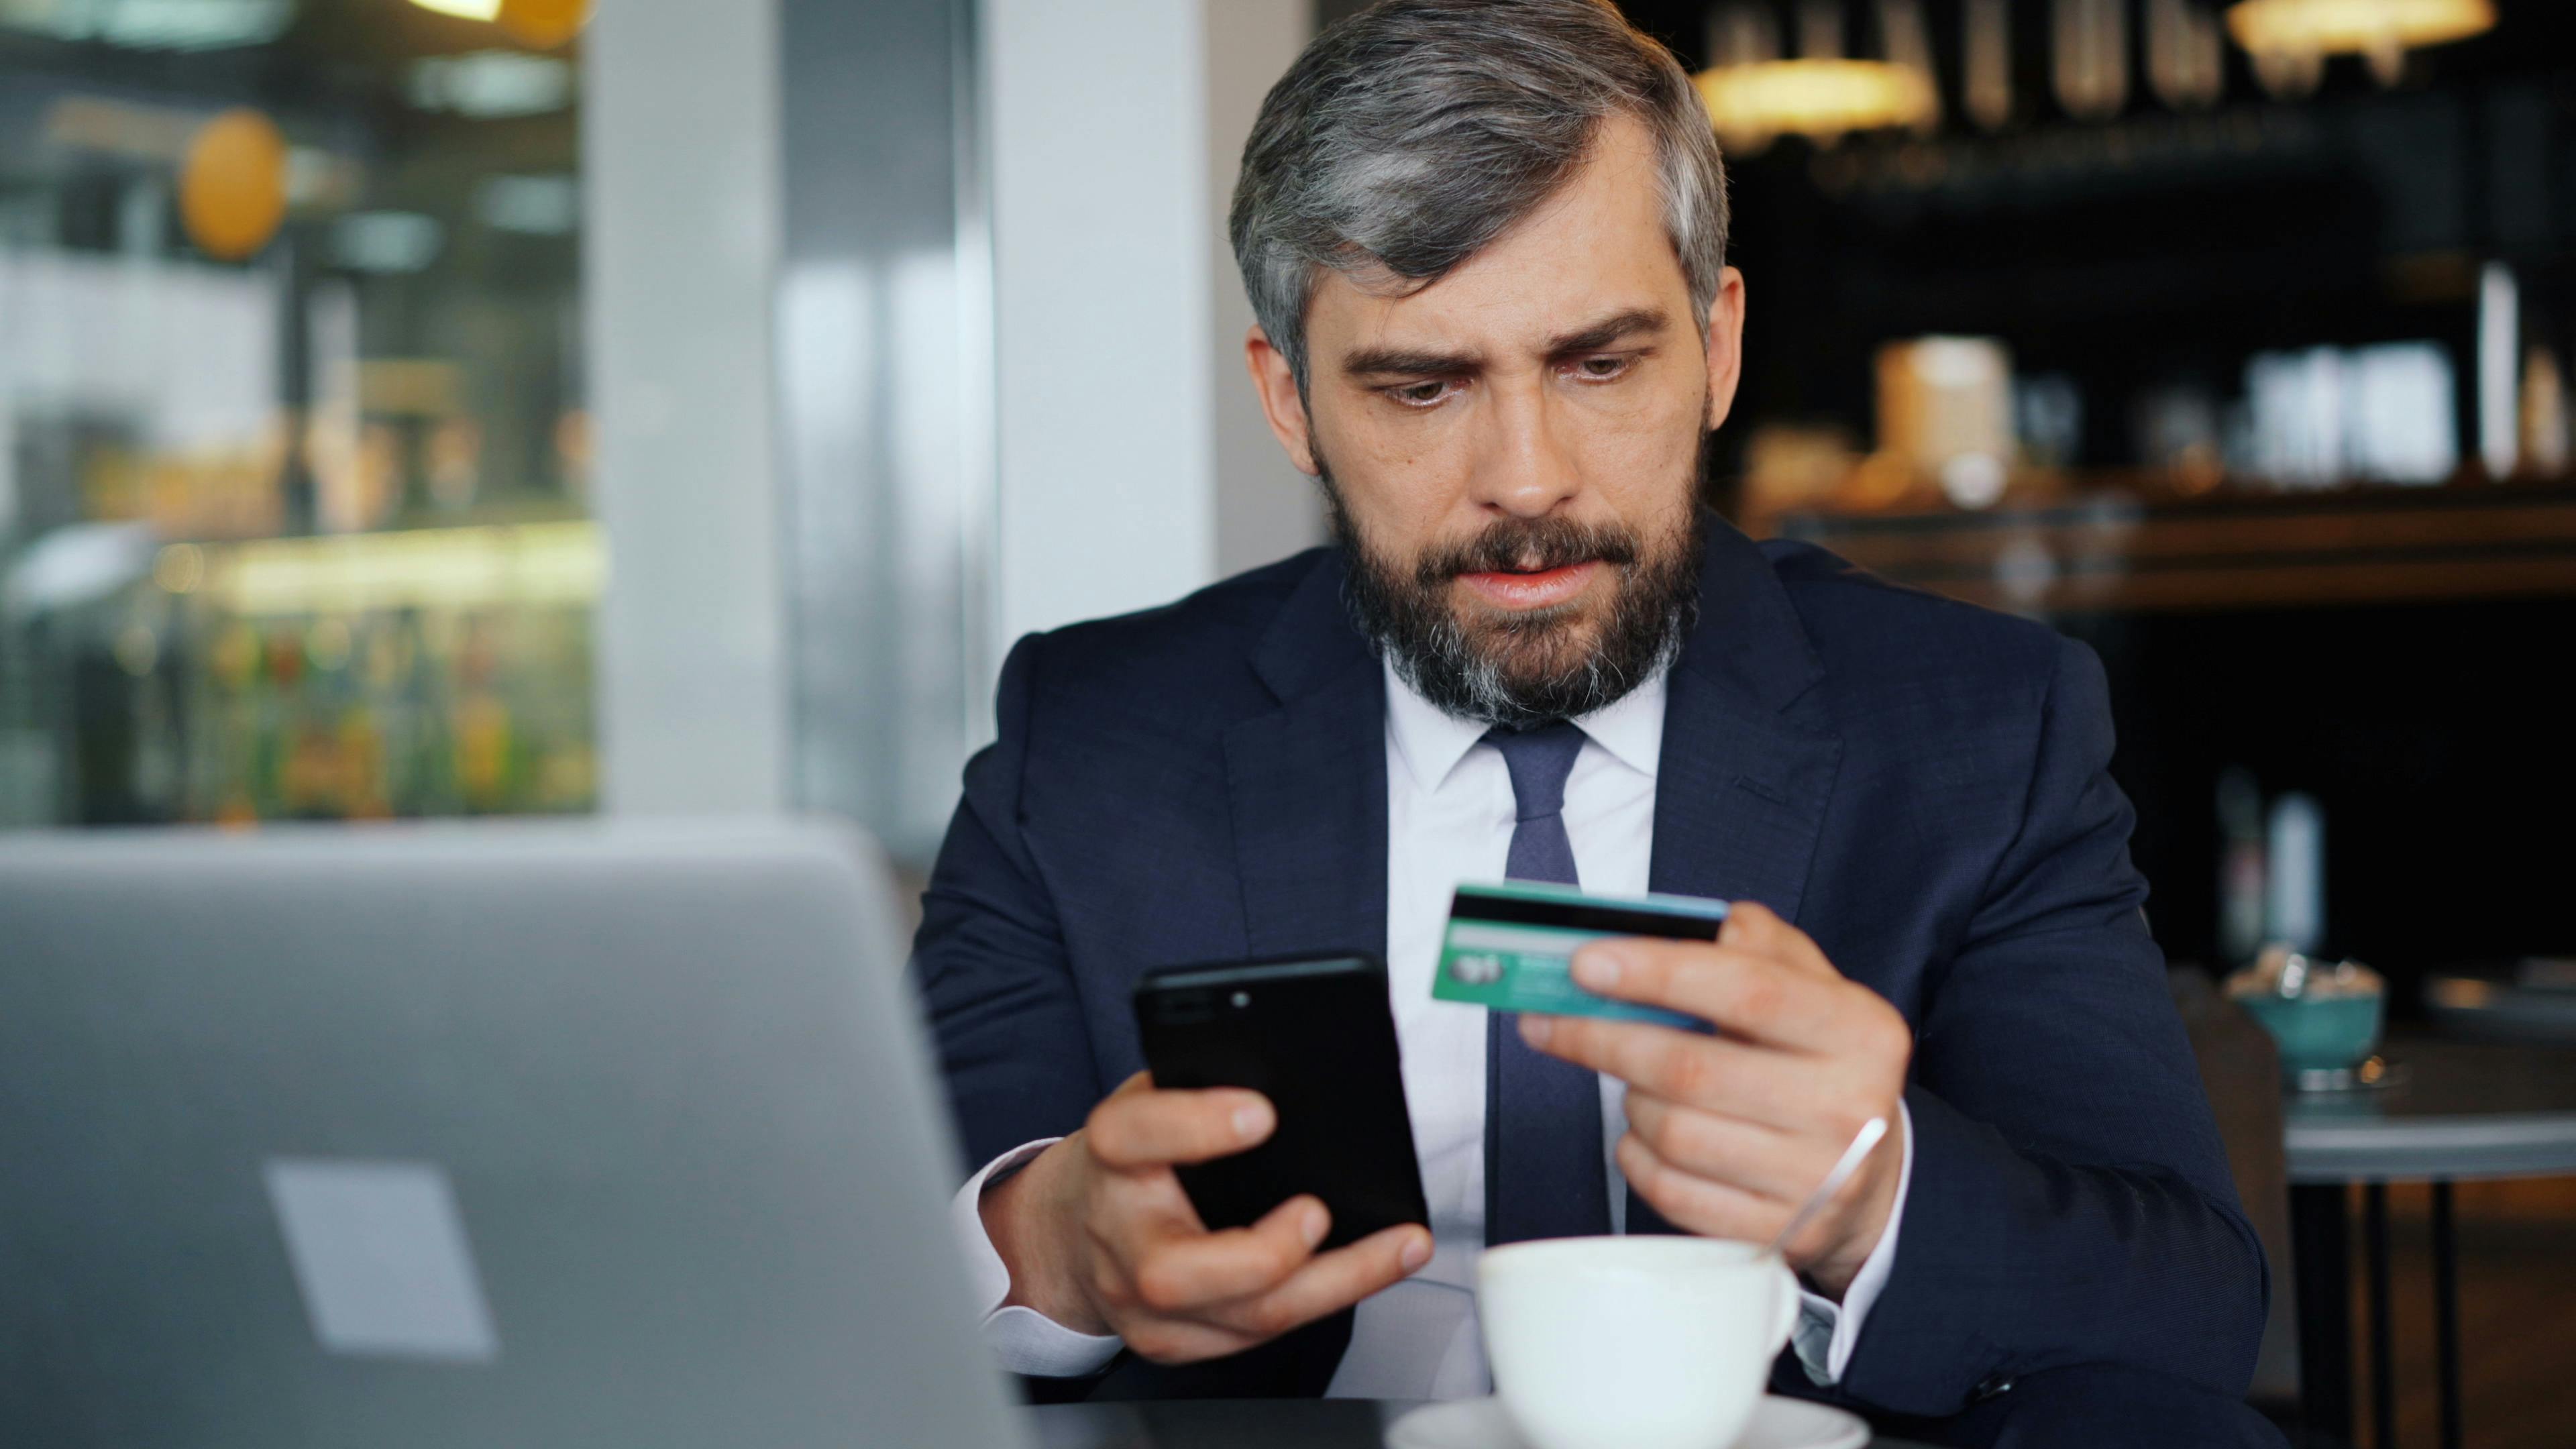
[1434,882,1724,1028]
[1447,885,1727,942]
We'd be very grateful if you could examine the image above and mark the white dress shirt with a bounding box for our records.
[950,661,1913,1397]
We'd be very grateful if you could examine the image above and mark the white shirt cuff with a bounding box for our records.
[951,1136,1126,1378]
[1789,1099,1915,1387]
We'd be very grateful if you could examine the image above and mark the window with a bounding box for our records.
[0,0,594,825]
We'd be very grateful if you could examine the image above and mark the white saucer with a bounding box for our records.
[1385,1394,1870,1449]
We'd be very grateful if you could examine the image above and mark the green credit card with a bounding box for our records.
[1433,880,1727,1027]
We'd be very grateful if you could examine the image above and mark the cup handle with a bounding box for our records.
[1769,1258,1801,1350]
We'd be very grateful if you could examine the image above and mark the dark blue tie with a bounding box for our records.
[1481,722,1611,1245]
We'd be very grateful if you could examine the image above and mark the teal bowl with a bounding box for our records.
[2237,993,2384,1077]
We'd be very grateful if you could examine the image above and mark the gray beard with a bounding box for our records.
[1326,486,1703,731]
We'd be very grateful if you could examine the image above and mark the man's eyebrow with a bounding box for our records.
[1336,307,1670,378]
[1340,345,1485,378]
[1546,307,1669,355]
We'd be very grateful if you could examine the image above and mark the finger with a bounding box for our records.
[1621,1091,1814,1205]
[1116,1314,1265,1366]
[1087,1085,1276,1169]
[1128,1195,1331,1311]
[1211,1222,1436,1341]
[1616,1132,1780,1244]
[1523,1015,1819,1125]
[1721,900,1835,976]
[1570,938,1844,1050]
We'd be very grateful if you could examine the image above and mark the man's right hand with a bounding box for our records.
[977,1071,1434,1365]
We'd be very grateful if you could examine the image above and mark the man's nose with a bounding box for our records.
[1466,375,1580,519]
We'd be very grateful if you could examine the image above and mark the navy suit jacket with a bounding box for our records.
[912,515,2267,1417]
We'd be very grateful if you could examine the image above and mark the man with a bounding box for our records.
[914,1,2275,1442]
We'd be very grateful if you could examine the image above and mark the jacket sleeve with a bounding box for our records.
[911,633,1103,1177]
[1835,636,2270,1417]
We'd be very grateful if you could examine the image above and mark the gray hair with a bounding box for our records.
[1229,0,1729,388]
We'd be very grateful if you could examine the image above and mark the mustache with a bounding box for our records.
[1412,516,1644,586]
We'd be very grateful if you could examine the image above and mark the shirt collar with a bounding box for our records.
[1382,657,1668,792]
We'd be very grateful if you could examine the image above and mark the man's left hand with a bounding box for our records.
[1519,900,1911,1299]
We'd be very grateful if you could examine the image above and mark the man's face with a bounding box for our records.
[1246,113,1747,725]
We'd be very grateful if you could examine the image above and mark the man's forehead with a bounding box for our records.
[1305,113,1690,363]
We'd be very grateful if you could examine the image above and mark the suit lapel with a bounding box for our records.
[1646,515,1843,920]
[1635,517,1844,1236]
[1196,551,1384,1397]
[1646,666,1843,920]
[1224,553,1391,965]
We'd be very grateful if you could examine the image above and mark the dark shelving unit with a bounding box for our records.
[1778,478,2576,612]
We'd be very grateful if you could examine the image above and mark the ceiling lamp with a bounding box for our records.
[179,107,288,262]
[495,0,590,48]
[2226,0,2496,85]
[2146,0,2226,111]
[408,0,588,46]
[1695,2,1939,152]
[1962,0,2013,131]
[1696,61,1937,150]
[2052,0,2131,121]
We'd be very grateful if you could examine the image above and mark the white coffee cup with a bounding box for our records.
[1478,1236,1801,1449]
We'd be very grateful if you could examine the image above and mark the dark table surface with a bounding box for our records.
[1030,1397,1937,1448]
[2280,1032,2576,1446]
[2282,1033,2576,1182]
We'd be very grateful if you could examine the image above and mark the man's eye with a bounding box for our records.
[1390,380,1453,406]
[1572,356,1629,380]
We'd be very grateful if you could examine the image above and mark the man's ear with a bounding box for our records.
[1701,266,1747,433]
[1245,325,1321,477]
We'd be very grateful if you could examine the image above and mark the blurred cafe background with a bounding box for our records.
[1,0,2571,1444]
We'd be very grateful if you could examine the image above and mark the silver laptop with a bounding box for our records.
[0,818,1030,1449]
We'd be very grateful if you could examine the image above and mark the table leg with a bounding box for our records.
[2292,1182,2353,1442]
[2365,1183,2394,1448]
[2432,1181,2461,1449]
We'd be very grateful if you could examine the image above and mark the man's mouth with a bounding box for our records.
[1454,559,1601,610]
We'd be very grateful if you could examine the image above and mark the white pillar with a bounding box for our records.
[1208,0,1331,580]
[983,0,1317,653]
[586,0,789,814]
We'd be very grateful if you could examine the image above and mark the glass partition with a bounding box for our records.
[0,0,592,826]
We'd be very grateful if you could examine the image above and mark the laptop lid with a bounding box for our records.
[0,818,1030,1449]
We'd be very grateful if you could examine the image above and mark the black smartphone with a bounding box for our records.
[1132,954,1430,1251]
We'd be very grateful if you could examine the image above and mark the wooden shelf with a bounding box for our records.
[1772,480,2576,613]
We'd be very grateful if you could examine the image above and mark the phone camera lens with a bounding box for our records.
[1230,991,1251,1009]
